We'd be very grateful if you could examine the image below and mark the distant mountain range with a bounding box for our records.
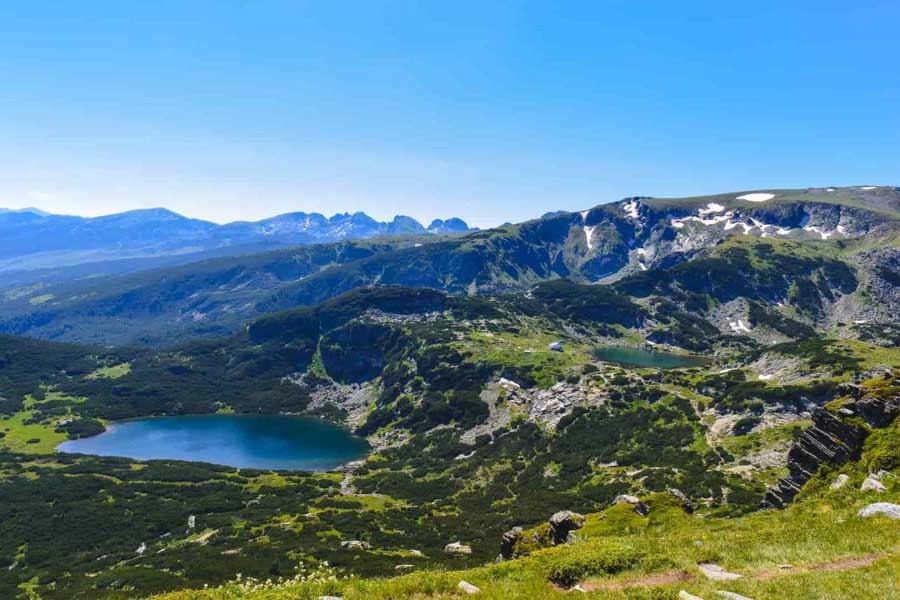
[1,185,897,346]
[0,207,476,273]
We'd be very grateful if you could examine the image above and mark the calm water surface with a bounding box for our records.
[58,414,369,471]
[593,346,710,369]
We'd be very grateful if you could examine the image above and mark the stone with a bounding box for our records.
[548,341,564,352]
[829,474,849,490]
[458,580,481,594]
[715,592,754,600]
[858,502,900,519]
[445,541,473,555]
[860,476,886,492]
[500,526,523,559]
[668,487,695,513]
[548,510,585,545]
[316,597,343,600]
[679,592,705,600]
[698,563,742,581]
[394,564,416,573]
[615,494,641,505]
[339,540,371,551]
[613,494,650,516]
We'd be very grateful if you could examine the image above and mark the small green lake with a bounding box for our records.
[58,414,369,471]
[593,346,710,368]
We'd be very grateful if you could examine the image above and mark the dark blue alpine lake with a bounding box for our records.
[58,414,369,471]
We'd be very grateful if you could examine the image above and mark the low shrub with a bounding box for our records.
[545,542,644,587]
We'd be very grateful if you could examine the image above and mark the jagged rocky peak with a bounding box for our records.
[427,217,472,233]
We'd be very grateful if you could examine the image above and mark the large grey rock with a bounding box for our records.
[861,476,887,492]
[679,592,705,600]
[458,580,481,594]
[445,541,473,555]
[548,510,585,544]
[339,540,371,551]
[668,488,695,513]
[698,563,742,581]
[500,526,523,559]
[858,502,900,519]
[614,494,650,516]
[829,473,849,490]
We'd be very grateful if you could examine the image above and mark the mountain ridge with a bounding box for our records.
[1,185,897,347]
[0,205,477,273]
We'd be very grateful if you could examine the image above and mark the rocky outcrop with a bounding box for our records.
[548,510,585,544]
[668,488,695,513]
[762,407,868,508]
[614,494,650,516]
[763,391,898,508]
[500,527,523,560]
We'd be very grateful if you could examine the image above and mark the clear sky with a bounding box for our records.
[1,1,898,228]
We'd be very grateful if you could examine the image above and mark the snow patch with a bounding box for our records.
[698,202,726,215]
[583,225,596,250]
[736,193,775,202]
[623,199,641,219]
[729,320,752,333]
[758,374,773,381]
[580,209,590,222]
[860,186,877,190]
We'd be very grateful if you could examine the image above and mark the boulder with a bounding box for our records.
[548,341,564,352]
[861,476,886,492]
[445,541,473,555]
[858,503,900,519]
[394,564,416,573]
[339,540,371,551]
[614,494,650,516]
[698,563,742,581]
[458,580,481,594]
[548,511,585,545]
[668,488,695,513]
[829,474,849,490]
[679,592,705,600]
[500,527,523,560]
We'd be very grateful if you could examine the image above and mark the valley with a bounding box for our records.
[0,187,897,599]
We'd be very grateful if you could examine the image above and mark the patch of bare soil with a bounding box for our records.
[579,570,693,591]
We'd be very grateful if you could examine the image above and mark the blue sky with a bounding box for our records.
[1,1,898,228]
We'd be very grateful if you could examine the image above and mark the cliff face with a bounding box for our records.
[763,390,899,508]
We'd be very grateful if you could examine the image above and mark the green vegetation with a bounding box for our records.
[151,483,900,600]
